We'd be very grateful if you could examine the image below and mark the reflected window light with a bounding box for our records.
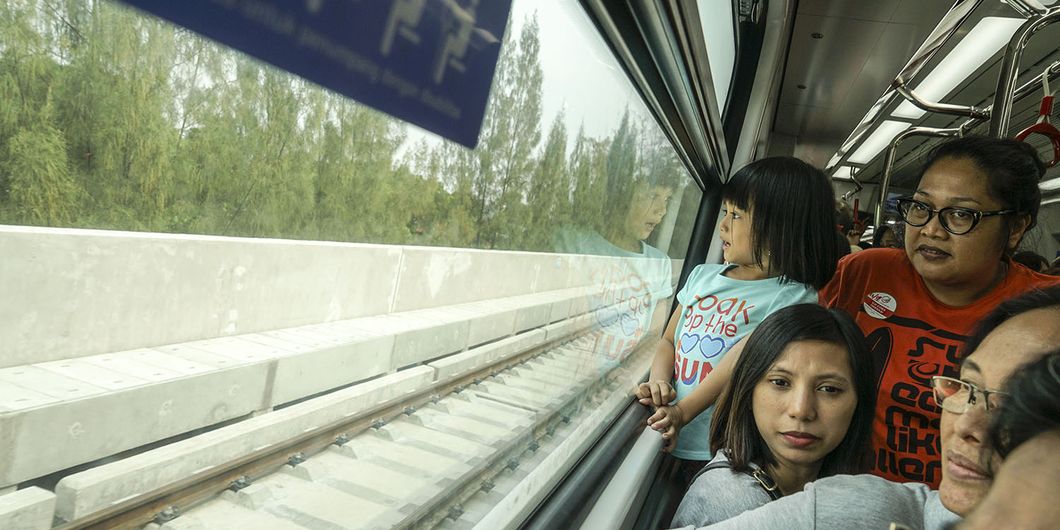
[1040,177,1060,191]
[831,166,856,180]
[697,0,736,113]
[847,121,912,164]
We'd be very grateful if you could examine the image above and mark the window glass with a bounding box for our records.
[697,0,737,114]
[0,0,704,525]
[0,0,700,259]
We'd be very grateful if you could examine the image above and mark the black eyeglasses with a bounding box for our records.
[930,376,1007,414]
[895,198,1015,236]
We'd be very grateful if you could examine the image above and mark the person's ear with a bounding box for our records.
[1006,214,1031,253]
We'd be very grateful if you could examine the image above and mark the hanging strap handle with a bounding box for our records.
[1015,65,1060,167]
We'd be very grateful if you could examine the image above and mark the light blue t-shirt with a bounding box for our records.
[671,264,816,460]
[554,227,674,373]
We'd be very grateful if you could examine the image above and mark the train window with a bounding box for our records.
[0,0,703,527]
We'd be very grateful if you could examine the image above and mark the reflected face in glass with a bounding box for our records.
[719,201,755,266]
[752,340,857,475]
[904,157,1022,292]
[938,308,1060,516]
[624,185,673,242]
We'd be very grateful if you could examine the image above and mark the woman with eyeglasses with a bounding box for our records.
[670,286,1060,530]
[818,136,1059,489]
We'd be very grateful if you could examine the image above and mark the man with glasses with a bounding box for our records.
[672,286,1060,530]
[819,136,1059,488]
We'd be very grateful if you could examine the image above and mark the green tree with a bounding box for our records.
[469,13,543,249]
[526,109,568,251]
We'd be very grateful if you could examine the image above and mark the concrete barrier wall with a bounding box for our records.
[0,226,680,368]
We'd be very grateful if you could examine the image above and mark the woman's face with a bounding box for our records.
[938,307,1060,516]
[752,340,858,473]
[904,157,1027,294]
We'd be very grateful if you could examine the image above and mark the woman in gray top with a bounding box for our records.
[674,286,1060,529]
[671,304,876,527]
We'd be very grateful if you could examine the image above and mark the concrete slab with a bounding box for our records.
[513,302,554,334]
[445,303,517,348]
[1,362,271,490]
[257,472,399,529]
[292,451,441,511]
[155,495,305,530]
[428,332,534,383]
[336,434,470,484]
[471,381,557,411]
[0,365,107,400]
[0,380,59,413]
[79,352,186,383]
[119,348,218,376]
[390,312,470,368]
[378,421,493,463]
[410,408,515,446]
[429,397,534,430]
[53,367,434,522]
[0,487,55,530]
[0,226,404,367]
[392,248,558,312]
[34,358,152,391]
[269,333,395,407]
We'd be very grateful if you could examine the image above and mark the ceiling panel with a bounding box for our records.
[797,0,902,22]
[779,15,887,109]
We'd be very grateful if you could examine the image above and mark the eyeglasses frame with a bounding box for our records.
[930,375,1008,414]
[895,197,1016,236]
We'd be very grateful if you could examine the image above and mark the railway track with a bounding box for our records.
[54,324,656,530]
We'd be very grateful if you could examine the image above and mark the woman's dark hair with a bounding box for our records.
[709,304,876,476]
[1012,250,1049,272]
[989,350,1060,459]
[872,222,901,248]
[962,286,1060,357]
[723,157,839,289]
[918,136,1045,252]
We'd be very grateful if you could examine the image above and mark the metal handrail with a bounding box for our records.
[892,77,990,119]
[873,126,963,228]
[1004,0,1049,18]
[871,60,1060,228]
[989,6,1060,137]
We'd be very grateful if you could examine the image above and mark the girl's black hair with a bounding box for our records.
[723,157,839,289]
[919,136,1045,252]
[989,350,1060,459]
[709,304,876,476]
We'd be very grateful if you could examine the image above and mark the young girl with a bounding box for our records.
[634,156,838,486]
[670,304,875,527]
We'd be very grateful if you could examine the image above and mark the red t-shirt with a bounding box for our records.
[820,248,1059,487]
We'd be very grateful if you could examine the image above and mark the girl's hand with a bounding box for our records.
[634,380,676,407]
[648,403,686,452]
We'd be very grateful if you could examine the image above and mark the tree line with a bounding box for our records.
[0,0,690,254]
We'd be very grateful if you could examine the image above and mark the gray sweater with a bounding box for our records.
[673,472,960,530]
[671,451,775,527]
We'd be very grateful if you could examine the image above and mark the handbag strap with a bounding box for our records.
[693,459,782,501]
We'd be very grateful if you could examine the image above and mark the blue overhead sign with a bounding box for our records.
[119,0,512,148]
